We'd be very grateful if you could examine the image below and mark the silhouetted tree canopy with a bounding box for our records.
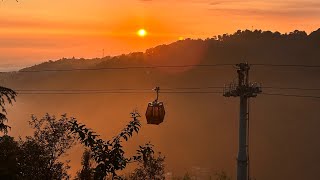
[75,149,95,180]
[20,114,76,179]
[0,135,18,179]
[214,171,231,180]
[129,143,165,180]
[0,114,76,180]
[69,112,158,180]
[0,86,16,134]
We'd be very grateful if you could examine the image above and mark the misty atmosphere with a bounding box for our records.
[1,1,320,180]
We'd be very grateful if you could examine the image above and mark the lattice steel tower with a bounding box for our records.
[223,63,262,180]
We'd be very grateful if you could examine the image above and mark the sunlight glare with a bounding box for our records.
[137,29,147,37]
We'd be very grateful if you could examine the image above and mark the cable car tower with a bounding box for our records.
[223,63,262,180]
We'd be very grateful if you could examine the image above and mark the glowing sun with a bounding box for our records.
[137,29,147,37]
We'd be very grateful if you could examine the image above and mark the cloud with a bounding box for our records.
[207,0,320,18]
[0,37,59,49]
[138,0,236,4]
[209,2,221,5]
[284,1,320,9]
[209,8,320,18]
[0,18,92,30]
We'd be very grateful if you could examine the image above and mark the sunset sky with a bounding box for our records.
[1,0,320,70]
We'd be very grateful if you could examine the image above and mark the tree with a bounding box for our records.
[17,114,76,179]
[0,86,17,134]
[0,86,17,180]
[75,149,95,180]
[172,172,192,180]
[69,112,152,180]
[0,114,76,179]
[182,173,192,180]
[17,137,65,179]
[130,143,165,180]
[214,171,231,180]
[0,135,19,179]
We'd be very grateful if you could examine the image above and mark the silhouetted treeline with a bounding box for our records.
[21,29,320,72]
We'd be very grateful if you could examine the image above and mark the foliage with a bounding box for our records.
[130,143,165,180]
[172,171,231,180]
[18,138,71,179]
[29,114,76,162]
[75,149,95,180]
[214,171,231,180]
[0,86,17,134]
[182,172,192,180]
[17,114,76,179]
[0,114,76,179]
[69,112,144,179]
[0,135,19,179]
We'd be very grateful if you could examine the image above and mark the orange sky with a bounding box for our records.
[1,0,320,70]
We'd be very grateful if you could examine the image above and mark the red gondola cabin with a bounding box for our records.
[145,87,165,125]
[146,101,165,125]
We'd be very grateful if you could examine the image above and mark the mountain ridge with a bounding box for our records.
[20,28,320,72]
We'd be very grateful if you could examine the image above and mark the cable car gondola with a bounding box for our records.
[145,87,165,125]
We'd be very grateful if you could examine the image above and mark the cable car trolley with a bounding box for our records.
[145,87,165,125]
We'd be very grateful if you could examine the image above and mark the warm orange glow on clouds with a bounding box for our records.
[1,0,320,70]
